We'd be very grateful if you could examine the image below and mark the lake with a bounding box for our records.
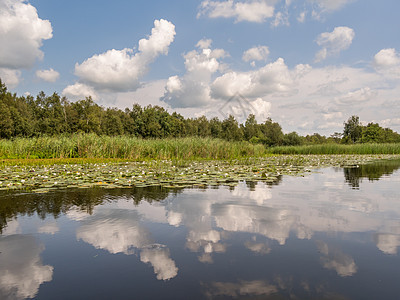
[1,160,400,299]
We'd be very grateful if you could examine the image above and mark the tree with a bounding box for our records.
[259,118,283,146]
[343,115,362,143]
[221,115,243,141]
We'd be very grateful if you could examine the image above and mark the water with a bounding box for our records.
[1,161,400,299]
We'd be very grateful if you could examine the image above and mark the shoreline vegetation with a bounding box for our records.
[1,153,399,192]
[2,79,400,193]
[1,135,400,163]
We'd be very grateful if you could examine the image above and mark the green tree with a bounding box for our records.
[343,115,362,143]
[259,118,283,146]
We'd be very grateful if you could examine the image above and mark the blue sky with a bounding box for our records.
[1,0,400,135]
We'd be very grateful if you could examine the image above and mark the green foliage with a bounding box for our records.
[267,143,400,155]
[0,134,267,160]
[343,115,362,143]
[1,80,400,148]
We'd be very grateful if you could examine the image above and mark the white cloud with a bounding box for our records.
[374,48,400,68]
[62,83,98,101]
[309,0,354,19]
[271,11,289,27]
[36,68,60,82]
[0,0,52,69]
[161,42,228,108]
[297,11,306,23]
[374,48,400,78]
[242,46,269,63]
[315,26,355,62]
[309,0,353,12]
[198,0,275,23]
[211,58,295,99]
[196,38,213,49]
[0,68,20,88]
[73,19,175,92]
[335,87,376,105]
[0,235,53,299]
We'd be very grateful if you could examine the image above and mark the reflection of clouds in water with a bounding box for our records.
[76,209,152,254]
[245,240,271,254]
[167,211,182,227]
[75,209,178,280]
[37,221,59,235]
[231,182,272,205]
[206,280,277,298]
[317,241,357,277]
[66,207,92,221]
[0,235,53,300]
[375,233,400,255]
[1,219,20,236]
[140,245,178,280]
[213,204,295,245]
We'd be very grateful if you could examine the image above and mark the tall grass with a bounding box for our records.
[267,143,400,154]
[0,134,267,160]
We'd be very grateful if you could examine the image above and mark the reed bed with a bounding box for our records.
[0,134,267,160]
[268,143,400,155]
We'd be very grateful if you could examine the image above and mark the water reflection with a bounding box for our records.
[75,209,178,280]
[0,160,400,299]
[0,235,53,299]
[344,159,400,188]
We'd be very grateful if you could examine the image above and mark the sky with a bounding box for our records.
[1,0,400,135]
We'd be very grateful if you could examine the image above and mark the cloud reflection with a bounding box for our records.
[0,235,53,300]
[140,245,178,280]
[75,209,178,280]
[317,241,357,277]
[205,280,278,298]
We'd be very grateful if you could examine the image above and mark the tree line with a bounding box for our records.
[1,79,399,145]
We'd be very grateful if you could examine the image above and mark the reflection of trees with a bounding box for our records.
[0,186,177,233]
[344,160,400,188]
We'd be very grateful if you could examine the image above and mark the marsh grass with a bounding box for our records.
[268,143,400,155]
[0,134,266,161]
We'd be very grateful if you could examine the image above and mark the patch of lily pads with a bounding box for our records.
[0,154,399,193]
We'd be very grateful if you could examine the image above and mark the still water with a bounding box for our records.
[1,161,400,299]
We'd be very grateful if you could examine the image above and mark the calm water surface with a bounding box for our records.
[1,161,400,299]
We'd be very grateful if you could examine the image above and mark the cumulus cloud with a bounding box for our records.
[211,58,295,99]
[315,26,355,62]
[0,235,53,299]
[161,41,228,108]
[36,68,60,82]
[0,0,52,70]
[198,0,275,23]
[242,46,269,63]
[0,68,20,88]
[374,48,400,78]
[72,19,175,92]
[62,83,98,101]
